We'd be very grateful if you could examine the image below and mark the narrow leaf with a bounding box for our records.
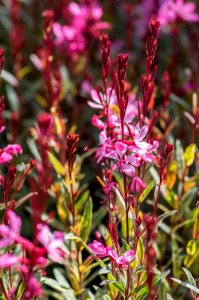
[183,267,197,297]
[48,152,65,175]
[184,144,196,167]
[171,277,199,294]
[79,197,92,243]
[138,181,155,203]
[167,293,174,300]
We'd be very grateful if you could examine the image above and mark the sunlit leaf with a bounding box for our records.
[48,152,65,175]
[17,65,32,79]
[108,273,119,298]
[138,181,155,203]
[184,144,196,167]
[186,240,197,256]
[137,237,144,263]
[79,197,92,244]
[75,190,90,214]
[176,140,185,179]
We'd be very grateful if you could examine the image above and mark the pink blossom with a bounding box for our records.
[158,0,199,27]
[88,88,117,110]
[92,115,105,130]
[0,210,22,247]
[0,144,22,164]
[106,246,118,261]
[108,142,138,177]
[23,275,42,300]
[0,210,37,252]
[128,124,159,163]
[116,250,135,265]
[53,1,110,60]
[89,240,135,266]
[95,130,113,163]
[130,177,146,193]
[36,224,64,262]
[0,253,21,268]
[88,240,108,258]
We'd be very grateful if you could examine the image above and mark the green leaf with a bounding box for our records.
[53,268,70,289]
[121,238,130,251]
[183,268,197,297]
[137,237,144,263]
[27,138,41,160]
[171,277,199,294]
[176,140,185,179]
[48,152,65,175]
[17,65,32,79]
[166,293,174,300]
[133,285,149,300]
[75,190,90,214]
[57,175,71,205]
[79,197,92,243]
[184,144,196,167]
[158,210,178,224]
[57,175,71,224]
[138,181,155,203]
[186,240,197,256]
[92,206,107,230]
[1,69,18,87]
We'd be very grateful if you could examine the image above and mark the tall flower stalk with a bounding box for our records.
[88,19,173,299]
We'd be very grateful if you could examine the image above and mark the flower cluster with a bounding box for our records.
[158,0,199,28]
[89,240,135,267]
[53,0,110,61]
[0,210,65,298]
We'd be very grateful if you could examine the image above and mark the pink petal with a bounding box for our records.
[7,210,22,235]
[121,163,135,177]
[3,144,22,155]
[88,240,107,257]
[124,250,135,262]
[116,256,128,265]
[91,90,102,105]
[106,246,118,260]
[115,142,128,158]
[0,152,13,164]
[139,126,148,140]
[0,254,20,268]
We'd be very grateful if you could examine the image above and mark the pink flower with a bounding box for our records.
[109,142,138,177]
[53,0,110,60]
[130,177,146,193]
[88,88,117,110]
[116,250,135,265]
[0,210,37,252]
[95,130,113,163]
[92,115,105,130]
[88,240,108,258]
[89,241,135,266]
[106,246,118,261]
[129,124,159,163]
[158,0,199,27]
[23,274,42,300]
[36,224,64,262]
[0,253,21,268]
[0,210,22,247]
[0,144,22,164]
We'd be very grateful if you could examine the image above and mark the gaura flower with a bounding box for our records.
[158,0,199,27]
[88,240,135,267]
[0,144,22,164]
